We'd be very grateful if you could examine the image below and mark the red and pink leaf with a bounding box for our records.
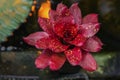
[80,23,100,38]
[38,17,54,35]
[49,38,69,53]
[59,15,75,25]
[23,32,49,46]
[94,36,103,46]
[65,47,82,66]
[35,49,51,69]
[69,34,86,47]
[70,3,82,26]
[35,37,49,49]
[82,36,103,52]
[56,3,69,16]
[49,53,66,70]
[49,10,59,25]
[79,52,97,71]
[83,14,98,24]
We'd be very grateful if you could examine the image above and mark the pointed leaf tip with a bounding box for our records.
[79,52,97,71]
[83,14,98,24]
[56,3,68,16]
[82,36,103,52]
[70,3,82,25]
[23,32,49,46]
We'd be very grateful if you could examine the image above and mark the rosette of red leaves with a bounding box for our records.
[24,3,103,71]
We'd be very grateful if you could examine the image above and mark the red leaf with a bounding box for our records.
[49,53,66,70]
[49,10,59,25]
[56,3,69,16]
[94,36,103,46]
[70,3,82,26]
[65,47,82,66]
[49,38,69,53]
[35,37,49,49]
[23,32,49,46]
[82,36,103,52]
[83,14,98,24]
[35,49,51,69]
[80,23,100,38]
[79,52,97,71]
[69,34,86,47]
[38,17,54,35]
[59,15,75,25]
[53,22,64,38]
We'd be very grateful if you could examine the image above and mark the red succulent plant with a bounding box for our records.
[24,3,103,71]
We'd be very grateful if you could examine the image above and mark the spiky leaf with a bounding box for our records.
[0,0,33,42]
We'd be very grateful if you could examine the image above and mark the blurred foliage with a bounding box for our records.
[0,51,120,79]
[98,0,120,40]
[0,0,33,42]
